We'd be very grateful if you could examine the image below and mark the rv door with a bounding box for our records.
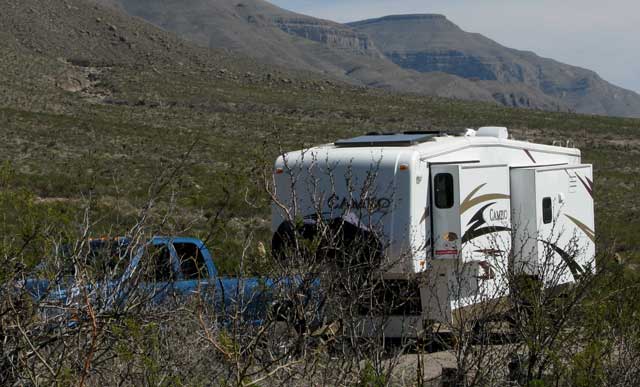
[430,164,511,262]
[430,165,462,259]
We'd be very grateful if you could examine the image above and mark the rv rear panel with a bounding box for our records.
[272,147,425,273]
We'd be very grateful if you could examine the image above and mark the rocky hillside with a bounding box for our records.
[96,0,514,103]
[103,0,380,61]
[97,1,640,117]
[0,0,488,114]
[349,14,640,118]
[0,0,222,111]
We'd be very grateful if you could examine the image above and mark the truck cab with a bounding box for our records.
[23,237,272,324]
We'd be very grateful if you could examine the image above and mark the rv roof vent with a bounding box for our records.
[335,133,434,147]
[477,126,509,139]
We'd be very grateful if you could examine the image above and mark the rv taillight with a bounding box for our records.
[275,168,284,175]
[399,164,409,171]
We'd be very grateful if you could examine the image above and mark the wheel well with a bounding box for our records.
[271,218,384,267]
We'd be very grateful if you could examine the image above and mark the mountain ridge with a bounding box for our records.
[349,14,450,25]
[7,0,640,118]
[96,0,512,104]
[349,13,640,117]
[103,1,640,117]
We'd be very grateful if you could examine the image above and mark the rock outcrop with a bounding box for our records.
[272,17,379,55]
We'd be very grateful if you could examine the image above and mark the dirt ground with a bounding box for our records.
[387,351,458,386]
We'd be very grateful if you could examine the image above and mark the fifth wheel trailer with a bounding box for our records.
[271,127,595,337]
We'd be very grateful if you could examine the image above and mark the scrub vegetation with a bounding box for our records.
[1,70,638,268]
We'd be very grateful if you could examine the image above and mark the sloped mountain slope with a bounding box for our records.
[0,0,222,66]
[96,0,515,104]
[0,0,221,110]
[103,0,382,67]
[3,0,637,117]
[349,14,640,118]
[101,0,640,116]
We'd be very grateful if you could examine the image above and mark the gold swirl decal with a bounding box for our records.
[460,183,510,215]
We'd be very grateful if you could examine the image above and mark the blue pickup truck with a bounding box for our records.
[23,237,310,325]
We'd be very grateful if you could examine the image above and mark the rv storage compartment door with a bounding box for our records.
[510,164,595,285]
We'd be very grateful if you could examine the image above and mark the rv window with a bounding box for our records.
[434,173,454,209]
[542,197,553,224]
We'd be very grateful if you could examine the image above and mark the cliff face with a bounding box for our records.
[349,14,640,117]
[272,17,378,54]
[388,50,499,81]
[349,14,541,86]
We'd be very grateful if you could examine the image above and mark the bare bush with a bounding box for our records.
[2,151,640,387]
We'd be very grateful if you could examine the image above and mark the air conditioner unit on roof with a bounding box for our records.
[477,126,509,139]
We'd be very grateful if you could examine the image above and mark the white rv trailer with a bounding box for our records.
[271,127,595,336]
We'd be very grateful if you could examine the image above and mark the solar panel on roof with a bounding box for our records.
[334,133,434,147]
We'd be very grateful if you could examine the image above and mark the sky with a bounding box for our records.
[270,0,640,93]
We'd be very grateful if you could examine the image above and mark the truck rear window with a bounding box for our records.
[86,240,130,278]
[175,242,208,280]
[434,173,454,209]
[145,245,174,282]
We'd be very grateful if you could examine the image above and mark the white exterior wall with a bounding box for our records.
[272,147,420,274]
[511,165,595,285]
